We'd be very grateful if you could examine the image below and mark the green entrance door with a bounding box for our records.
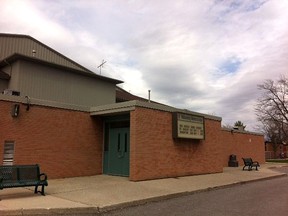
[105,127,130,176]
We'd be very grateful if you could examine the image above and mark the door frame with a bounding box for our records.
[103,115,130,176]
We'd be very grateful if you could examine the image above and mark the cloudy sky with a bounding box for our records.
[1,0,288,131]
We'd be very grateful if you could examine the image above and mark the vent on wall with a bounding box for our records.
[3,89,20,96]
[3,141,15,165]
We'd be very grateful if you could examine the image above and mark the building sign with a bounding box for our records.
[172,112,205,139]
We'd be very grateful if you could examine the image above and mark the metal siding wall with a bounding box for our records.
[8,61,20,91]
[0,66,10,92]
[0,80,8,92]
[19,60,115,106]
[0,36,85,72]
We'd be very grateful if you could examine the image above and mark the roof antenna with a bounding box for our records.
[97,59,107,75]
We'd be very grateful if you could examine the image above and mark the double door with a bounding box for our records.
[104,127,130,176]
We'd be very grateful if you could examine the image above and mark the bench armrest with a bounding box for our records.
[39,173,48,181]
[253,161,260,165]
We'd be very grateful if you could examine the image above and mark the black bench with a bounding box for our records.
[0,164,48,195]
[242,158,260,171]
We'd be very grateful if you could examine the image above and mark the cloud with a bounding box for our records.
[1,0,288,131]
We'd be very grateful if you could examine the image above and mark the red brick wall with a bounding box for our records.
[0,100,266,181]
[130,107,265,181]
[130,107,224,181]
[221,130,265,166]
[0,100,103,179]
[265,143,287,159]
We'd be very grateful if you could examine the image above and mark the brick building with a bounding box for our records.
[0,33,265,181]
[265,141,287,159]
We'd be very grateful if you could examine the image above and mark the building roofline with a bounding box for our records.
[221,127,263,136]
[0,53,123,84]
[90,100,222,121]
[116,86,162,104]
[0,94,91,112]
[0,33,93,73]
[0,94,222,121]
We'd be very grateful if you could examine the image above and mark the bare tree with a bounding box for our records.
[256,75,288,156]
[262,119,285,158]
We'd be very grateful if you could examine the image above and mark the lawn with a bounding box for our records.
[266,159,288,163]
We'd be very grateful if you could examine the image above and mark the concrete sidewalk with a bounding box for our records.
[0,163,287,215]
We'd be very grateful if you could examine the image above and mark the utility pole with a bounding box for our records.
[97,59,107,75]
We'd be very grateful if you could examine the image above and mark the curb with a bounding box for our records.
[99,172,287,213]
[0,207,100,216]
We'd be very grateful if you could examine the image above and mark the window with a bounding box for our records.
[3,141,15,165]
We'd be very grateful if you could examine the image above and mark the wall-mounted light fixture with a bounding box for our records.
[11,104,20,117]
[25,96,30,111]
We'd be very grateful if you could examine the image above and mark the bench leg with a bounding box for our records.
[41,185,45,196]
[34,185,38,194]
[34,185,45,196]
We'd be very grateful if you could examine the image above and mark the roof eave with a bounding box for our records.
[90,100,222,121]
[0,33,94,73]
[0,53,123,84]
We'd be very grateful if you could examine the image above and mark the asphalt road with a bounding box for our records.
[98,167,288,216]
